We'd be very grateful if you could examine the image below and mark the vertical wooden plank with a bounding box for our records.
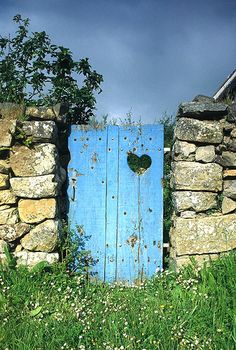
[105,125,119,283]
[139,125,164,278]
[67,126,107,280]
[68,124,164,284]
[116,126,140,283]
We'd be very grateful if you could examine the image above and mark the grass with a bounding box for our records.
[0,253,236,350]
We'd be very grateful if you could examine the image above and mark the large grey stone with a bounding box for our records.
[222,197,236,214]
[22,121,58,143]
[0,119,16,147]
[26,106,57,121]
[175,118,223,144]
[10,144,58,177]
[195,145,215,163]
[21,220,60,252]
[173,140,196,161]
[223,180,236,200]
[25,104,66,121]
[173,191,217,213]
[177,102,228,118]
[14,250,59,267]
[172,162,222,191]
[192,95,215,103]
[0,223,30,242]
[0,190,16,205]
[10,174,60,198]
[171,214,236,255]
[0,207,18,225]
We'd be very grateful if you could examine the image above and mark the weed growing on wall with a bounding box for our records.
[14,126,33,148]
[59,223,95,275]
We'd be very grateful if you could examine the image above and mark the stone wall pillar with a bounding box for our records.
[170,96,236,268]
[0,103,68,267]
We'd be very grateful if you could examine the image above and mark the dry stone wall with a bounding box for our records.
[170,96,236,268]
[0,103,68,267]
[2,97,236,271]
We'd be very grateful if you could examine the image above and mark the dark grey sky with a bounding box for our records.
[0,0,236,122]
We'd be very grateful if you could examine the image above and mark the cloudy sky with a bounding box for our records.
[0,0,236,122]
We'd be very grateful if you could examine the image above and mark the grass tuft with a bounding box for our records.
[0,253,236,349]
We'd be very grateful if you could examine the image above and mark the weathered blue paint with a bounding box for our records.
[116,126,141,282]
[68,126,107,278]
[105,126,119,282]
[68,124,164,283]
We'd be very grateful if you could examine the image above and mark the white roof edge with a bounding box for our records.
[213,69,236,100]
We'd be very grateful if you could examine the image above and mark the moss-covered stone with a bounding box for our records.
[171,214,236,256]
[21,220,60,252]
[10,144,58,177]
[175,118,223,144]
[10,175,60,198]
[172,162,222,192]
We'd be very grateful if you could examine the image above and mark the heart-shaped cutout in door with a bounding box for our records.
[127,153,152,175]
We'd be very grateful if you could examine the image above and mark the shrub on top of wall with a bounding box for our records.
[0,14,103,125]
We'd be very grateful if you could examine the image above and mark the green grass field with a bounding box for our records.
[0,253,236,350]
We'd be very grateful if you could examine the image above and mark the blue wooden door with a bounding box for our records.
[68,124,164,283]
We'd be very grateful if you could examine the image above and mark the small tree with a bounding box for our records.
[0,14,103,124]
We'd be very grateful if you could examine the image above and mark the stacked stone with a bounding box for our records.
[0,103,67,267]
[170,96,236,268]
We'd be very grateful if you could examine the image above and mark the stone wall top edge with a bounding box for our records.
[177,101,229,119]
[0,102,67,122]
